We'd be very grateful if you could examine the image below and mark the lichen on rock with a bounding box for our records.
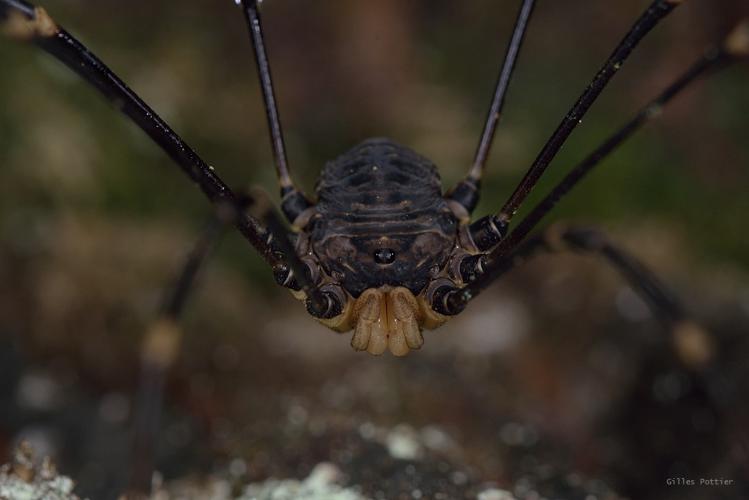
[0,442,83,500]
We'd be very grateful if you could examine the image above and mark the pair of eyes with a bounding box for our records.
[321,233,446,266]
[373,248,396,264]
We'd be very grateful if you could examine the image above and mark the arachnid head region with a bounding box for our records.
[289,138,485,356]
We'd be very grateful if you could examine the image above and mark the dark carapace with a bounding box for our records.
[288,138,494,355]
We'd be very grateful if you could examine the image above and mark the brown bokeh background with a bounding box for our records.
[1,1,748,499]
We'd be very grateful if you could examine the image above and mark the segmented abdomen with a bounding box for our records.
[314,138,453,235]
[309,138,458,297]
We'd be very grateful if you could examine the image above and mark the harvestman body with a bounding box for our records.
[304,139,459,355]
[2,0,748,493]
[2,0,747,358]
[2,0,748,356]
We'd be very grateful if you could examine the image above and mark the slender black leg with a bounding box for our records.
[128,214,226,495]
[495,23,749,258]
[448,21,749,314]
[496,0,682,225]
[0,0,282,269]
[447,0,536,214]
[126,188,337,494]
[464,225,714,369]
[0,0,342,318]
[239,0,311,223]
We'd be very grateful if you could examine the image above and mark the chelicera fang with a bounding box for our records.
[1,0,748,493]
[4,0,748,356]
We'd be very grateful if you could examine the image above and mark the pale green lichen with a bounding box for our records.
[239,463,368,500]
[0,443,83,500]
[477,488,517,500]
[148,463,369,500]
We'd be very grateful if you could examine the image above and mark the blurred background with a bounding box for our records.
[1,0,748,498]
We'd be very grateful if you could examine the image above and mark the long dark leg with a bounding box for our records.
[0,0,343,317]
[496,226,748,472]
[239,0,311,223]
[496,23,749,258]
[0,0,280,268]
[126,188,335,494]
[448,21,749,312]
[1,2,337,315]
[495,0,682,225]
[473,225,713,369]
[447,0,536,214]
[128,215,227,495]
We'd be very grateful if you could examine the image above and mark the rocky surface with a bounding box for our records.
[1,220,748,499]
[0,443,82,500]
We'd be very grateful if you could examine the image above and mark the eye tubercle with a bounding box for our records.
[374,248,396,264]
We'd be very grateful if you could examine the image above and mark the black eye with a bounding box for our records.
[374,248,396,264]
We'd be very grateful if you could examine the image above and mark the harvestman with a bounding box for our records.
[2,0,748,495]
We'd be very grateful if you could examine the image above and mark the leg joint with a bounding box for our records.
[468,215,508,252]
[446,178,481,215]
